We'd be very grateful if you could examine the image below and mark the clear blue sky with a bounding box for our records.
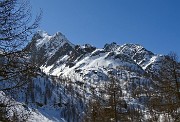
[31,0,180,55]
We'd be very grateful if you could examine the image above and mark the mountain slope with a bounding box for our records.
[26,31,162,79]
[2,30,179,122]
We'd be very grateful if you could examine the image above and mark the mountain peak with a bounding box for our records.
[36,30,49,38]
[52,31,66,40]
[55,31,63,36]
[120,43,143,51]
[104,42,119,51]
[34,31,74,49]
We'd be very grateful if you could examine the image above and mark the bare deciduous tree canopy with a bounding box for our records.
[0,0,41,91]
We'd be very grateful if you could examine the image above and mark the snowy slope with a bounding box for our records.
[2,30,176,122]
[0,91,54,122]
[1,71,86,122]
[26,31,159,115]
[25,31,166,91]
[27,31,163,78]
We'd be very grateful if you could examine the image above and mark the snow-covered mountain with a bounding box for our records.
[1,30,179,122]
[26,31,163,78]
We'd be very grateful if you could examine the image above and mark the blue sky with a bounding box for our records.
[31,0,180,55]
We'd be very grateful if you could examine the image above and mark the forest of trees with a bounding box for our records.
[83,55,180,121]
